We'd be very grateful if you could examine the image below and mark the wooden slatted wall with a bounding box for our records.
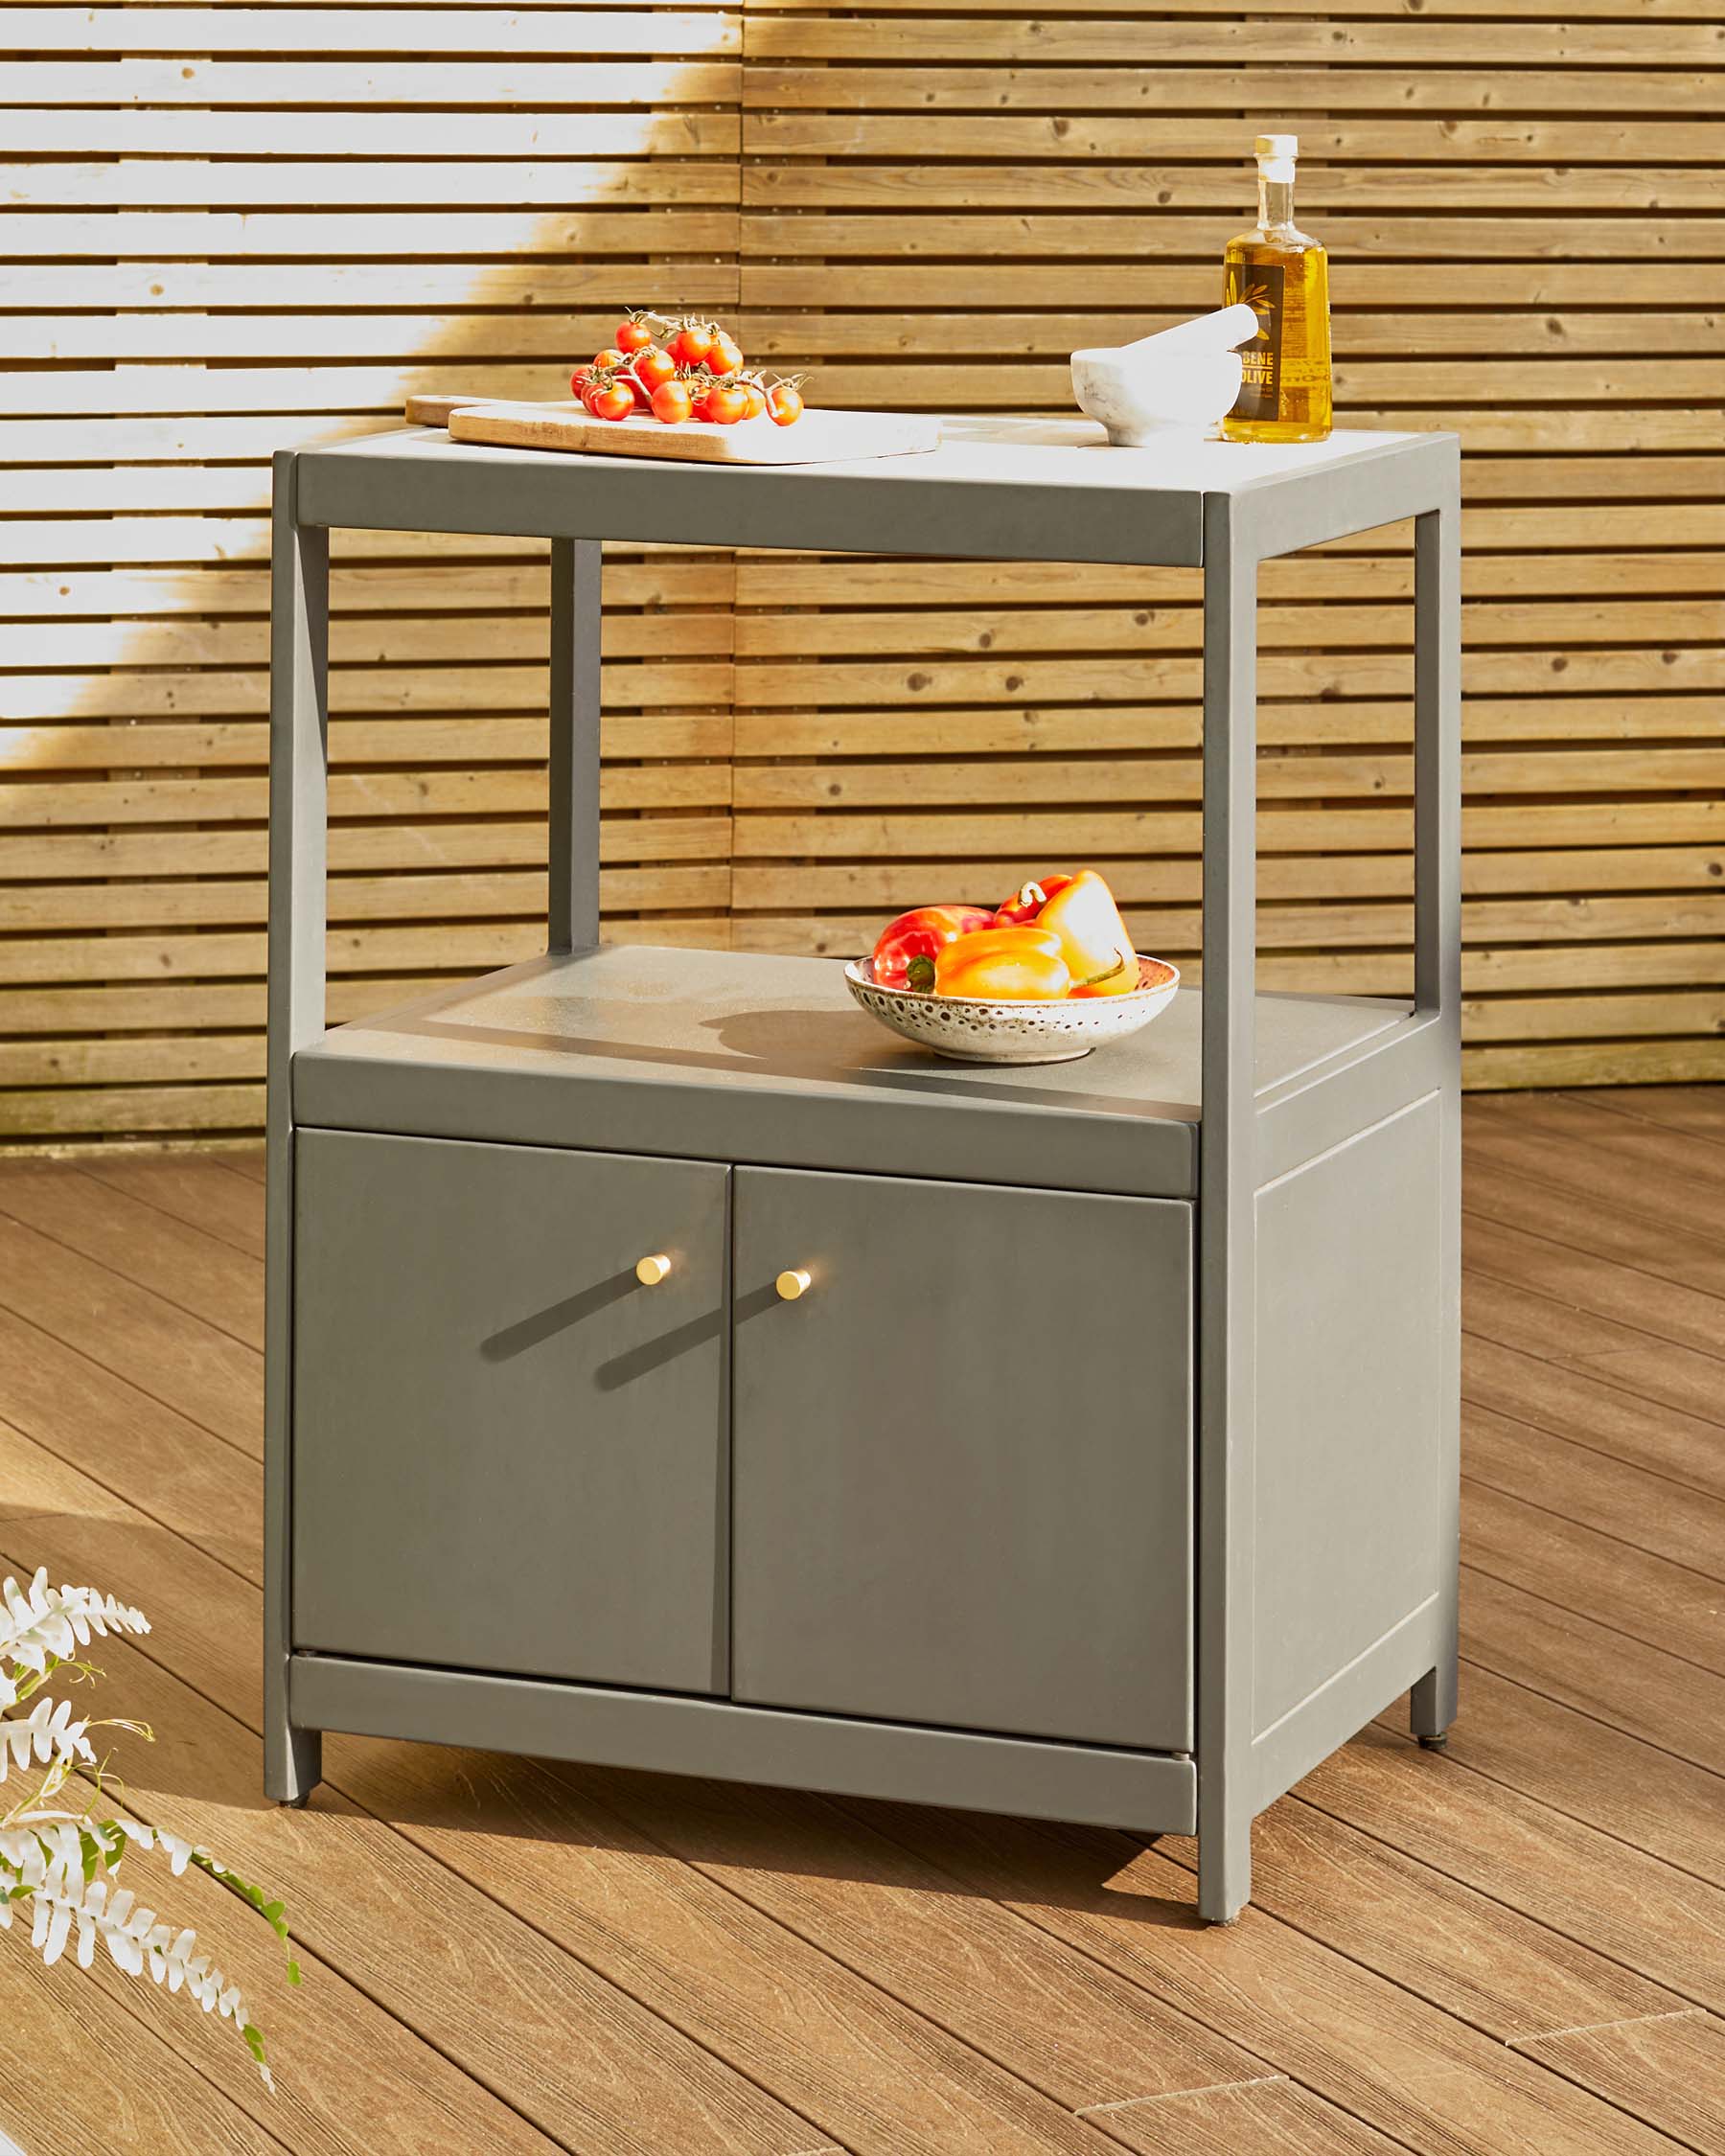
[2,0,744,1136]
[4,0,1721,1137]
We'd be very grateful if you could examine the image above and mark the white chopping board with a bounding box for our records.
[404,394,941,466]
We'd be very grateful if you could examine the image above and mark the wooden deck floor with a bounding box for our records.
[1,1088,1722,2155]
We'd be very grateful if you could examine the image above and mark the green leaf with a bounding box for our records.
[190,1849,297,1967]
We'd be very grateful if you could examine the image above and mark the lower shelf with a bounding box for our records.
[289,1652,1199,1836]
[294,943,1413,1200]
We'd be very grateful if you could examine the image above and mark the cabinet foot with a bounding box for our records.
[1410,1656,1458,1745]
[1196,1810,1251,1924]
[265,1724,322,1806]
[1417,1732,1449,1752]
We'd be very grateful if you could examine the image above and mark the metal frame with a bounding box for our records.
[264,425,1462,1921]
[1195,458,1461,1920]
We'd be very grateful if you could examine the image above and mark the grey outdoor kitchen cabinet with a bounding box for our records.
[266,417,1461,1923]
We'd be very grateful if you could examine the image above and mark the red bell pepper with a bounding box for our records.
[994,873,1075,927]
[870,904,998,991]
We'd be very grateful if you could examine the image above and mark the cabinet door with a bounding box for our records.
[293,1131,728,1693]
[731,1168,1192,1750]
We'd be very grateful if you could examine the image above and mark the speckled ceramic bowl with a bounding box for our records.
[844,954,1180,1065]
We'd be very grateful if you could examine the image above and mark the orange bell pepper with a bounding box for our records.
[1032,868,1135,986]
[932,925,1070,1000]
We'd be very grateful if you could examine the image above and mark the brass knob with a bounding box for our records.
[635,1253,671,1286]
[775,1268,812,1302]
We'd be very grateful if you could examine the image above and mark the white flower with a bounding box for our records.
[0,1568,150,1676]
[0,1569,281,2089]
[0,1696,97,1783]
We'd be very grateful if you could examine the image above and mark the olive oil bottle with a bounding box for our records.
[1221,134,1331,444]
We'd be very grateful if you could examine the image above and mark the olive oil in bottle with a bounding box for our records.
[1221,134,1331,444]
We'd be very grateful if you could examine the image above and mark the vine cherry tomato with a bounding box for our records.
[705,381,748,425]
[632,346,676,393]
[588,382,634,423]
[767,381,804,427]
[569,364,593,398]
[615,317,653,354]
[739,378,767,420]
[707,333,745,377]
[591,347,626,373]
[670,324,714,367]
[650,379,693,424]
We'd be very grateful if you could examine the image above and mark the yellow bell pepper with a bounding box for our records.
[1032,869,1135,987]
[933,925,1070,1000]
[1069,949,1140,999]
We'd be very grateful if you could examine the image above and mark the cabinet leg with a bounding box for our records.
[266,1722,322,1806]
[1411,1656,1458,1748]
[1196,1807,1251,1925]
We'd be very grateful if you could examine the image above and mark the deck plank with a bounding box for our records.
[1461,1567,1725,1778]
[0,1526,840,2156]
[17,1769,568,2156]
[1499,1094,1725,1195]
[1376,1663,1725,1894]
[1462,1096,1725,1247]
[0,1204,261,1452]
[1153,1791,1723,2154]
[0,1422,1132,2156]
[1570,1087,1725,1144]
[1514,2010,1725,2156]
[0,1308,263,1576]
[328,1737,1138,2156]
[836,1801,1687,2156]
[1462,1332,1725,1498]
[1293,1724,1725,2018]
[1094,2076,1408,2155]
[1463,1157,1725,1311]
[80,1150,270,1259]
[3,1097,1723,2154]
[0,1158,265,1348]
[1463,1480,1725,1675]
[216,1146,271,1184]
[1176,1788,1685,2041]
[1462,1268,1725,1427]
[1465,1406,1725,1581]
[544,1758,1275,2119]
[0,1929,292,2156]
[1462,1204,1725,1358]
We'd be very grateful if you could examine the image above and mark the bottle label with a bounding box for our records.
[1226,261,1283,421]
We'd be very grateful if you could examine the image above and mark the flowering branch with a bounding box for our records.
[0,1569,297,2086]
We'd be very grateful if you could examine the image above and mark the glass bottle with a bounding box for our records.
[1221,134,1332,444]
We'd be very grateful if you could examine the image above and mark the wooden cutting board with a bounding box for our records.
[405,393,941,467]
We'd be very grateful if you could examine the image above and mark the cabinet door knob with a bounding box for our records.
[635,1253,672,1286]
[775,1267,812,1301]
